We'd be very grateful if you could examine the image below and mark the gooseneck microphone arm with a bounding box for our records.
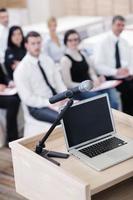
[35,80,93,165]
[35,98,74,166]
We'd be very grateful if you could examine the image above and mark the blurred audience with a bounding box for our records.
[0,8,9,63]
[1,8,133,144]
[5,26,26,80]
[14,31,66,124]
[60,29,120,109]
[0,63,20,144]
[43,17,65,63]
[94,15,133,115]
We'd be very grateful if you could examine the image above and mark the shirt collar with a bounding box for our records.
[110,31,120,43]
[26,52,40,65]
[0,24,8,31]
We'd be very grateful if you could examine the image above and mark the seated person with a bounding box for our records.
[0,8,9,63]
[14,31,67,124]
[60,29,120,109]
[5,26,26,80]
[43,17,65,63]
[0,64,19,144]
[94,15,133,115]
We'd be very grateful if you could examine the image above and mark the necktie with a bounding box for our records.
[38,61,57,95]
[115,41,121,69]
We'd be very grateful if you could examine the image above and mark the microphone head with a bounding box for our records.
[79,80,93,92]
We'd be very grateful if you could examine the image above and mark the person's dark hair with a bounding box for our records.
[7,26,25,49]
[0,8,7,13]
[112,15,125,24]
[25,31,41,43]
[64,29,80,45]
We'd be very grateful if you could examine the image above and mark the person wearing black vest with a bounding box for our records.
[4,26,26,80]
[61,29,120,109]
[14,31,67,124]
[0,64,19,144]
[94,15,133,115]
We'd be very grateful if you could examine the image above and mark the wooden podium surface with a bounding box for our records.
[9,110,133,200]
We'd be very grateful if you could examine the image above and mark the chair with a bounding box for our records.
[22,104,51,137]
[0,109,6,147]
[0,107,24,147]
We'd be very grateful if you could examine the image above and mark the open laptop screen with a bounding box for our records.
[62,95,114,148]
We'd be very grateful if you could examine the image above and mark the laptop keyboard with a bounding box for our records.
[79,137,127,158]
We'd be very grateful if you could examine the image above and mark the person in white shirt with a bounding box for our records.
[43,17,65,63]
[60,29,120,109]
[0,8,9,63]
[14,31,67,123]
[94,15,133,115]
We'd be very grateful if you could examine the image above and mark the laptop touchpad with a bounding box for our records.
[107,149,129,160]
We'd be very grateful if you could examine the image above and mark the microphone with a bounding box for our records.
[49,80,93,104]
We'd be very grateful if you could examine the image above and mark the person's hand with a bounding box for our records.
[57,99,68,106]
[49,99,68,111]
[93,79,101,87]
[48,102,60,111]
[0,84,7,92]
[125,75,133,81]
[11,61,20,70]
[11,63,16,70]
[8,81,15,88]
[98,75,106,83]
[115,68,129,78]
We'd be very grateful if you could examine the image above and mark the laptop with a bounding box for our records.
[61,94,133,171]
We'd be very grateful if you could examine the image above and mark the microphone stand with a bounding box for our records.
[35,98,74,166]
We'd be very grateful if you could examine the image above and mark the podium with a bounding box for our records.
[9,110,133,200]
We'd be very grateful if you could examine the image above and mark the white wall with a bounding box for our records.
[9,8,29,25]
[27,0,51,23]
[49,0,66,17]
[26,0,133,24]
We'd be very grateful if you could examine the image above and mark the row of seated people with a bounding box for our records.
[0,30,118,145]
[42,15,133,116]
[0,8,133,146]
[0,9,132,115]
[0,8,26,146]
